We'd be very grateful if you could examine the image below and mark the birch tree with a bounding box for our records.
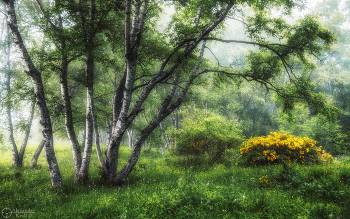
[2,0,63,187]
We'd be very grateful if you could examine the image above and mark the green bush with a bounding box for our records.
[168,107,244,165]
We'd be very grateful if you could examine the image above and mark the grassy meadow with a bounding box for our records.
[1,143,350,218]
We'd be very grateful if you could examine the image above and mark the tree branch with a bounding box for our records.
[34,0,59,32]
[205,46,221,67]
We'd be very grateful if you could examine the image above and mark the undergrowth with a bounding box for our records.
[0,143,349,218]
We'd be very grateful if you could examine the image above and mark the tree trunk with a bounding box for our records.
[78,49,95,181]
[106,121,112,145]
[17,100,35,166]
[4,24,19,167]
[81,120,86,150]
[60,48,82,181]
[36,0,84,181]
[158,121,169,154]
[5,21,34,167]
[127,129,134,148]
[172,109,179,130]
[114,76,180,184]
[114,38,208,185]
[4,0,63,187]
[105,0,144,180]
[30,139,44,168]
[77,0,97,182]
[92,104,107,172]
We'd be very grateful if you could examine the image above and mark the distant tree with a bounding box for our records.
[0,6,36,167]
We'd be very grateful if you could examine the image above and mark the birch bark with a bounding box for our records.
[78,0,99,181]
[30,139,44,168]
[17,101,35,166]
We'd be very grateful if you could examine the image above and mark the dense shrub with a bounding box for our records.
[169,108,244,165]
[240,132,333,166]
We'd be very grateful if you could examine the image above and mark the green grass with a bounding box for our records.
[0,143,350,218]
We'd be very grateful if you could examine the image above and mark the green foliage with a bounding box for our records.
[308,116,350,156]
[279,104,350,156]
[278,103,311,135]
[242,11,340,122]
[240,132,333,166]
[168,107,244,165]
[188,81,280,138]
[332,133,350,156]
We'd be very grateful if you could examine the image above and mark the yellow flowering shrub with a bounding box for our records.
[240,132,333,166]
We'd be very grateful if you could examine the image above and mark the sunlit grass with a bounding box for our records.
[0,143,350,218]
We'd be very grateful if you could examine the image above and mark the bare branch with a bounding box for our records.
[197,69,288,97]
[205,46,221,68]
[226,16,248,27]
[204,37,282,53]
[34,0,59,32]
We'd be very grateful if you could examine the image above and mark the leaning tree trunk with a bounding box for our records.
[4,0,63,187]
[17,100,35,166]
[114,39,208,185]
[92,107,106,171]
[114,76,180,184]
[30,139,44,168]
[36,0,85,181]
